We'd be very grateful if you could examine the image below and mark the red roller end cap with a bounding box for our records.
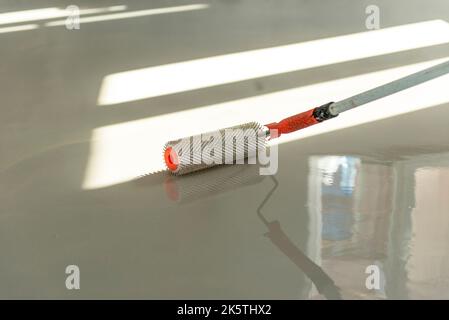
[164,147,179,171]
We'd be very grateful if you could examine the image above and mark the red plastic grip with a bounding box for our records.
[265,108,318,138]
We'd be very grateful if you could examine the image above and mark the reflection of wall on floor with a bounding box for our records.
[309,156,401,299]
[408,164,449,298]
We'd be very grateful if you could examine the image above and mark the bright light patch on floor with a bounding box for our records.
[82,59,449,189]
[45,4,209,27]
[0,24,38,33]
[97,20,449,106]
[0,6,126,25]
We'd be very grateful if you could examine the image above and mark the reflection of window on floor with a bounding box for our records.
[318,156,360,241]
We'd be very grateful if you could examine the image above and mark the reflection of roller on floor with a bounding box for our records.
[161,165,340,299]
[257,176,342,300]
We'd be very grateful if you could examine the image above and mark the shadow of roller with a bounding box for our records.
[162,164,265,204]
[258,176,342,300]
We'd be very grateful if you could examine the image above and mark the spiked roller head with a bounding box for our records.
[163,122,268,175]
